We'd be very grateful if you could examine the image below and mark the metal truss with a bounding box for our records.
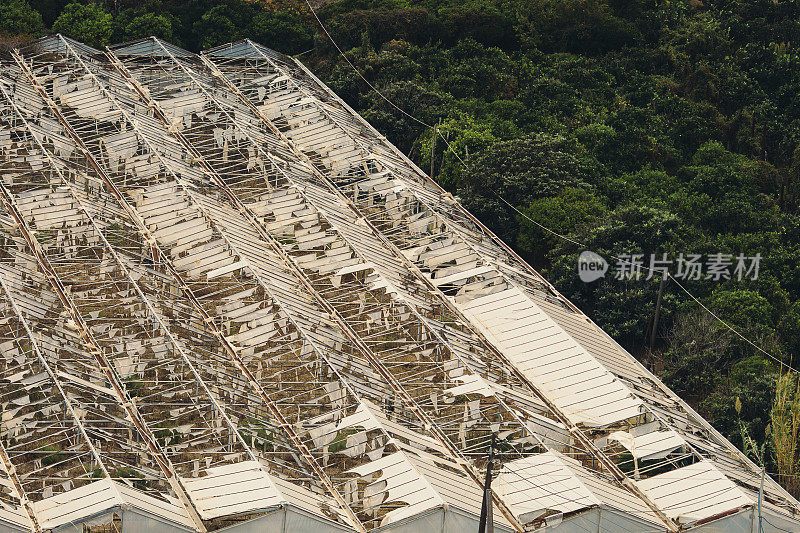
[104,37,681,530]
[2,35,511,532]
[200,38,791,526]
[0,35,796,533]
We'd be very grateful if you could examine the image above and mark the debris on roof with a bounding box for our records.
[0,35,797,532]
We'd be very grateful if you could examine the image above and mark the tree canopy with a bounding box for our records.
[0,0,44,37]
[52,3,114,47]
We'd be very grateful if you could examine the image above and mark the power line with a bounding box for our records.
[305,2,431,129]
[303,0,800,378]
[762,514,796,533]
[302,5,800,526]
[500,197,798,374]
[667,274,790,371]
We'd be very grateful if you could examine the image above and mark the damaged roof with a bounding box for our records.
[0,35,797,532]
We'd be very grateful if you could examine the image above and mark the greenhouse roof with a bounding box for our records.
[0,35,797,532]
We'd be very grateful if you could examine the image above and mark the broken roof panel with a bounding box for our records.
[458,287,644,428]
[0,34,796,532]
[635,461,752,526]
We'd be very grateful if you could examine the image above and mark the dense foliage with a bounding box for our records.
[6,0,800,478]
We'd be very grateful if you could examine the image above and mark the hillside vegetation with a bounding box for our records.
[6,0,800,488]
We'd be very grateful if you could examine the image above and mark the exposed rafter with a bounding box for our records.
[0,35,796,533]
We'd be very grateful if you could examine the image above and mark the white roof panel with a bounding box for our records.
[493,452,598,524]
[30,479,120,530]
[635,461,752,525]
[458,288,643,427]
[114,483,196,529]
[346,451,443,527]
[557,453,663,526]
[0,506,32,531]
[180,461,284,520]
[608,430,685,461]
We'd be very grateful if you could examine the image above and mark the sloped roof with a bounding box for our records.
[0,35,797,532]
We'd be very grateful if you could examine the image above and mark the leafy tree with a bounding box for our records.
[517,187,606,266]
[319,6,441,51]
[125,12,175,42]
[707,287,775,336]
[546,205,690,347]
[29,0,69,26]
[192,2,260,49]
[437,1,518,49]
[524,0,642,55]
[669,142,778,235]
[52,3,115,48]
[437,39,517,100]
[419,115,504,190]
[778,302,800,359]
[193,8,236,49]
[0,0,44,36]
[248,11,313,54]
[703,356,776,468]
[457,133,604,244]
[356,79,446,152]
[662,311,734,397]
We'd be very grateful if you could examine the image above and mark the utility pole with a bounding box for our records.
[649,274,667,352]
[478,434,496,533]
[758,466,765,533]
[430,121,438,179]
[440,129,449,171]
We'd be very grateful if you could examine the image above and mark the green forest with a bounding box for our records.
[6,0,800,490]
